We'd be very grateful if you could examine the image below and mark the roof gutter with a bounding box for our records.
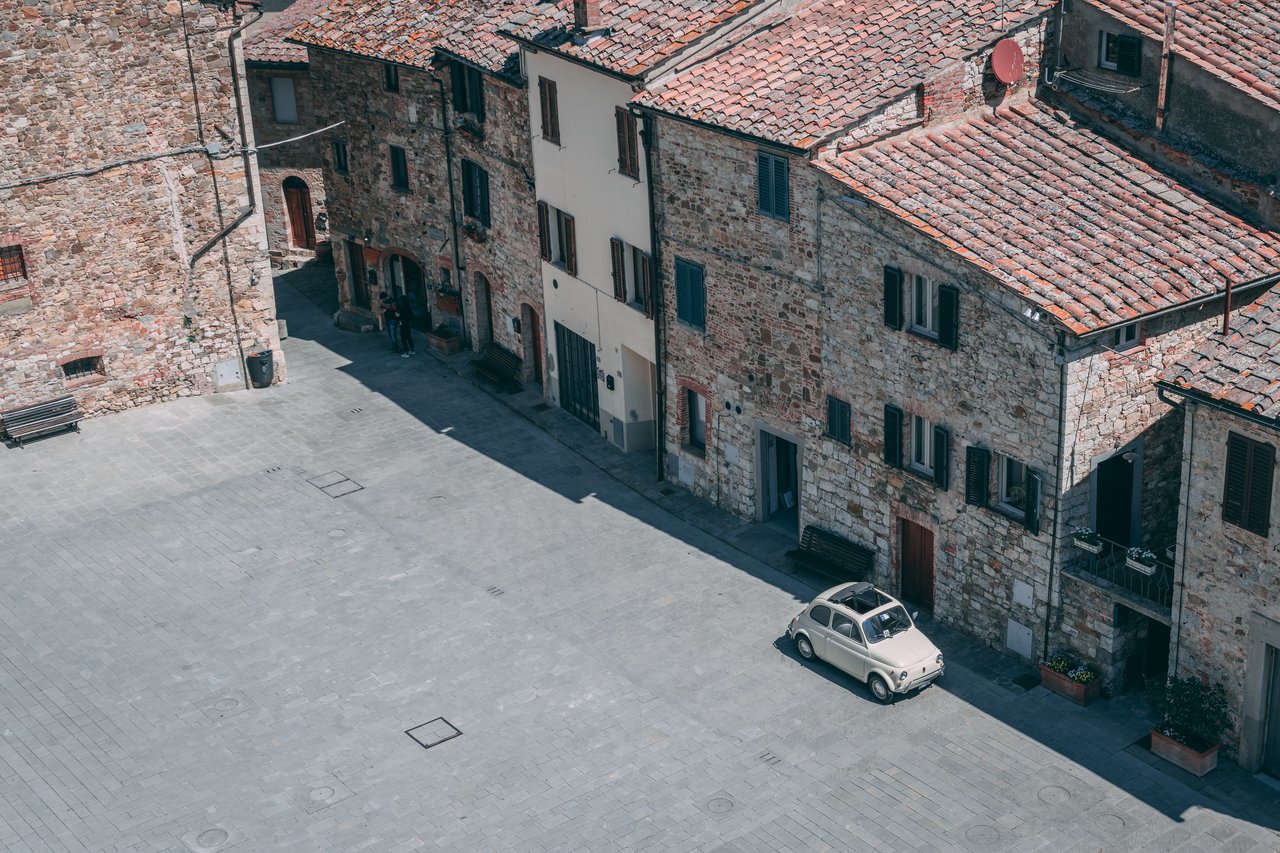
[501,31,642,83]
[630,103,806,155]
[1074,271,1280,340]
[1156,381,1280,433]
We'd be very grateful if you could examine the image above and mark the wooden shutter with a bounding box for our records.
[675,260,691,324]
[610,238,626,301]
[932,424,951,490]
[537,201,551,260]
[1024,470,1042,535]
[615,108,638,178]
[1223,433,1250,527]
[773,156,788,220]
[691,264,706,328]
[757,153,772,214]
[538,78,559,143]
[1116,35,1142,76]
[827,396,850,445]
[938,284,959,350]
[471,68,485,121]
[1247,441,1275,535]
[1226,433,1276,535]
[451,62,466,112]
[883,405,903,468]
[965,446,990,507]
[640,253,653,318]
[883,266,903,329]
[478,167,490,227]
[562,213,576,275]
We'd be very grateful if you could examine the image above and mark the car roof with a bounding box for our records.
[821,582,899,616]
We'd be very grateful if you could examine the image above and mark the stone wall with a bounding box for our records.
[309,49,539,359]
[0,0,281,415]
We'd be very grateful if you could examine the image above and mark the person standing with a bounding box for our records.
[380,290,400,353]
[397,294,416,357]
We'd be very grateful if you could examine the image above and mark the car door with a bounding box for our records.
[826,610,869,680]
[804,603,833,658]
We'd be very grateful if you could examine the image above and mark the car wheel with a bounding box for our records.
[795,634,815,661]
[869,673,894,704]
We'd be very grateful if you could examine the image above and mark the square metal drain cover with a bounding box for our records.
[406,717,462,750]
[307,471,364,498]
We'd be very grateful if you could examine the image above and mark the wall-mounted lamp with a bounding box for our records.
[1121,450,1136,463]
[605,375,615,391]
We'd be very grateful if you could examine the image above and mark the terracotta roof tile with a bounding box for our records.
[288,0,539,77]
[1165,286,1280,419]
[245,0,333,65]
[816,102,1280,335]
[634,0,1055,148]
[503,0,757,79]
[1089,0,1280,112]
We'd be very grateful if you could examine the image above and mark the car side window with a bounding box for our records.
[808,604,831,627]
[831,613,862,644]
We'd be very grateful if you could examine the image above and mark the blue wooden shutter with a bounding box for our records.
[691,263,706,328]
[757,153,772,214]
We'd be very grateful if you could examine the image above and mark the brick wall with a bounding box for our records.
[0,0,282,415]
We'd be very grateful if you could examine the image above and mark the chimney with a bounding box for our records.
[573,0,601,31]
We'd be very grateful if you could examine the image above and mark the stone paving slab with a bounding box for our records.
[0,265,1274,852]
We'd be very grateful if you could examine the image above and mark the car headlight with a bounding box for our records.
[936,654,944,666]
[898,670,909,683]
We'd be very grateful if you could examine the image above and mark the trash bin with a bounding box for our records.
[245,350,274,388]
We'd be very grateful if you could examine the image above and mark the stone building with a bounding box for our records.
[502,0,776,452]
[289,0,543,370]
[634,0,1280,686]
[244,0,332,268]
[1159,287,1280,776]
[1,0,283,416]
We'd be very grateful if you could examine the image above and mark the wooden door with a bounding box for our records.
[284,178,315,249]
[555,322,598,429]
[1265,646,1280,778]
[899,518,935,609]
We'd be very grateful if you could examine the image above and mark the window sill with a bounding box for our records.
[824,434,851,447]
[683,444,706,458]
[64,374,107,389]
[907,327,941,344]
[993,504,1026,523]
[390,187,413,195]
[676,320,706,333]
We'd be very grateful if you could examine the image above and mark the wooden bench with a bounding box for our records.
[473,342,522,391]
[785,525,875,583]
[1,395,82,447]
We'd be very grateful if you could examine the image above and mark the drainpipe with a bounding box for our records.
[1165,392,1194,675]
[1155,2,1177,132]
[432,75,468,346]
[640,111,666,482]
[1042,330,1069,661]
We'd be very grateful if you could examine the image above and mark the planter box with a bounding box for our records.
[1073,536,1103,554]
[1125,557,1158,575]
[1150,729,1218,776]
[1039,664,1101,706]
[427,330,462,355]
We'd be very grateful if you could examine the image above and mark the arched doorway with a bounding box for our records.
[283,177,316,249]
[521,303,543,387]
[474,271,494,347]
[386,254,430,331]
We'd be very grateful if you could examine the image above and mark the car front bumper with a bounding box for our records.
[895,663,943,693]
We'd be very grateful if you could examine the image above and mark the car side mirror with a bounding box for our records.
[911,611,919,621]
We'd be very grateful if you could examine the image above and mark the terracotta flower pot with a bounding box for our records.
[1150,729,1218,776]
[427,328,462,355]
[1039,664,1101,706]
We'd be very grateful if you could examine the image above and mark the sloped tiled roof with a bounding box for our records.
[245,0,332,65]
[287,0,538,77]
[816,101,1280,335]
[1164,286,1280,419]
[503,0,757,79]
[1089,0,1280,113]
[634,0,1055,149]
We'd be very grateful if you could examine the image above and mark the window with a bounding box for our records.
[807,604,831,627]
[911,415,934,475]
[461,159,490,227]
[389,145,410,191]
[609,238,652,314]
[996,453,1028,517]
[885,266,958,349]
[1114,322,1140,351]
[1099,32,1142,76]
[451,62,485,120]
[537,201,576,274]
[826,396,851,445]
[756,151,789,220]
[331,140,349,175]
[910,275,940,338]
[674,257,706,331]
[61,356,104,382]
[538,77,560,144]
[831,612,861,643]
[0,245,27,281]
[383,62,399,92]
[615,107,640,179]
[686,389,706,451]
[269,77,297,124]
[1223,432,1275,536]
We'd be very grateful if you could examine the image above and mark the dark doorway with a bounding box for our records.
[1115,605,1170,692]
[555,321,598,430]
[899,519,935,610]
[1264,645,1280,778]
[344,239,370,310]
[387,255,429,331]
[284,177,316,249]
[1096,453,1136,548]
[760,431,798,533]
[523,305,543,386]
[474,272,494,346]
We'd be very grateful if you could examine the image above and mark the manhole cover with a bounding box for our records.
[291,774,353,814]
[180,824,238,852]
[965,825,999,844]
[199,689,253,722]
[308,786,335,802]
[214,699,239,712]
[1095,813,1126,832]
[328,529,347,538]
[1038,785,1071,804]
[406,717,462,750]
[196,829,228,847]
[707,797,734,814]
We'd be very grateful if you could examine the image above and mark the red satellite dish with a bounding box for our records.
[992,38,1025,85]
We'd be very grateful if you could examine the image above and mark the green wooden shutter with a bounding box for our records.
[1247,439,1275,535]
[965,446,990,507]
[691,264,706,329]
[610,238,626,302]
[1024,470,1042,535]
[471,68,485,121]
[675,259,691,324]
[884,266,903,329]
[1116,35,1142,76]
[938,285,959,350]
[757,152,771,214]
[1223,433,1250,527]
[773,156,788,221]
[478,167,490,226]
[883,405,903,468]
[932,425,951,490]
[451,62,466,112]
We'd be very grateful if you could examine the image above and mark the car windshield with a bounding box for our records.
[862,606,913,643]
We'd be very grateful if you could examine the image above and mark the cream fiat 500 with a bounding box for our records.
[788,582,943,703]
